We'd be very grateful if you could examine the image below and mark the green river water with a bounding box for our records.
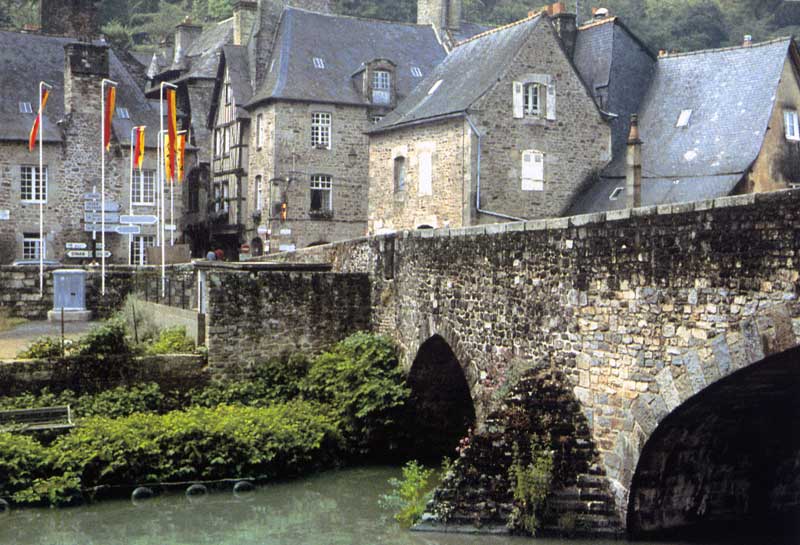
[0,467,769,545]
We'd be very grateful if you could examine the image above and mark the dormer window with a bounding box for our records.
[676,109,692,128]
[313,57,325,69]
[411,66,423,77]
[372,70,391,105]
[19,102,33,114]
[117,107,130,119]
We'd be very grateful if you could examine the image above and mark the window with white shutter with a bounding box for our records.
[513,81,524,118]
[521,150,544,191]
[418,150,432,196]
[785,110,799,141]
[546,80,556,120]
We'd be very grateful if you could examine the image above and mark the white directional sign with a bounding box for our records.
[115,225,141,235]
[257,225,268,236]
[66,242,87,250]
[95,251,112,259]
[84,223,123,233]
[0,210,9,221]
[84,212,120,223]
[84,201,121,212]
[120,214,158,225]
[67,250,92,258]
[84,192,102,200]
[164,224,177,232]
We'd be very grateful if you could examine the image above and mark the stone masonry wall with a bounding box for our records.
[247,101,370,252]
[368,118,469,233]
[264,188,800,531]
[204,269,371,374]
[471,19,611,221]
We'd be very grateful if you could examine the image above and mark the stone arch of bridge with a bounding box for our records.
[405,323,477,461]
[594,304,800,538]
[626,345,800,540]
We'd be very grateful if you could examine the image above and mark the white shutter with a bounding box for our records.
[418,151,432,196]
[513,81,524,119]
[521,150,544,191]
[546,80,556,120]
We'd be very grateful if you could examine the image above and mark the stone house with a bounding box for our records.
[0,2,180,266]
[202,0,478,255]
[568,15,800,213]
[367,7,612,233]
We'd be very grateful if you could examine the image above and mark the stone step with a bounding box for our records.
[576,474,609,488]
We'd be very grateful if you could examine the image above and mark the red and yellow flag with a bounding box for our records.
[176,132,187,182]
[165,88,177,182]
[103,85,117,151]
[28,86,50,152]
[133,126,145,169]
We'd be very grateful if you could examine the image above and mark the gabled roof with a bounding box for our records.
[247,7,446,108]
[370,14,543,132]
[208,45,254,126]
[0,30,160,147]
[180,19,234,80]
[570,37,795,215]
[450,22,493,45]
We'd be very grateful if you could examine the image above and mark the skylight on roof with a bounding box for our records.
[411,66,423,78]
[19,102,33,114]
[427,80,443,95]
[676,109,692,128]
[313,57,325,69]
[117,107,130,119]
[609,187,624,201]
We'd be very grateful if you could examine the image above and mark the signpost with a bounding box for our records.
[115,225,141,235]
[84,223,124,233]
[84,212,120,223]
[67,250,91,258]
[164,224,176,232]
[65,242,87,250]
[257,225,268,236]
[120,214,158,225]
[84,201,121,212]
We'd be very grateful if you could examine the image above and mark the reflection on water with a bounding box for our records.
[0,467,752,545]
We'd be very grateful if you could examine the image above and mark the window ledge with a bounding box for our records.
[21,200,47,204]
[308,209,334,220]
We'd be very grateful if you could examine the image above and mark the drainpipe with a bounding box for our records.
[465,115,525,222]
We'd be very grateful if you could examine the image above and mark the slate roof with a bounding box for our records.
[247,8,446,108]
[0,30,161,147]
[450,22,493,44]
[222,45,253,119]
[569,38,794,215]
[370,15,543,132]
[179,19,234,80]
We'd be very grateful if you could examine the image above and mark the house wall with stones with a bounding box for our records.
[246,101,370,252]
[746,56,800,192]
[262,188,800,535]
[469,19,611,221]
[368,118,469,233]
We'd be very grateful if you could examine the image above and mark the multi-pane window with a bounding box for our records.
[21,165,47,202]
[311,112,331,149]
[372,70,391,105]
[215,182,229,212]
[116,107,130,119]
[224,82,232,105]
[523,83,542,116]
[223,126,231,155]
[22,233,44,260]
[310,175,333,212]
[785,110,799,141]
[394,156,406,192]
[256,175,263,211]
[521,150,545,191]
[19,102,33,114]
[132,169,156,205]
[130,235,155,266]
[256,113,264,149]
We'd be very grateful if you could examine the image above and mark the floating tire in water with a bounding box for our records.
[0,499,9,515]
[185,484,208,498]
[131,487,154,505]
[233,480,255,497]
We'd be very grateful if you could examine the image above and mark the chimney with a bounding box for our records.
[40,0,99,39]
[234,1,258,46]
[548,3,578,59]
[174,17,203,66]
[743,34,753,47]
[626,114,643,209]
[592,7,610,20]
[418,0,462,34]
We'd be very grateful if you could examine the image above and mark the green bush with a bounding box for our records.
[301,332,409,454]
[16,337,64,360]
[0,433,48,498]
[508,437,554,535]
[74,319,131,359]
[379,460,437,528]
[145,326,195,355]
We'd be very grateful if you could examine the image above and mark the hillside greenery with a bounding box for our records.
[1,0,798,52]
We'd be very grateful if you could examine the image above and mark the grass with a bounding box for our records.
[0,309,26,333]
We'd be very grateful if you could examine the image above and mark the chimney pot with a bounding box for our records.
[743,34,753,47]
[593,7,609,19]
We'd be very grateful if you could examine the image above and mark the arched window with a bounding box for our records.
[394,156,406,192]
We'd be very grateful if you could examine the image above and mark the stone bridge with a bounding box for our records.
[210,190,800,539]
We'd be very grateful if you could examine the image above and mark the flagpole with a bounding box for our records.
[159,82,177,298]
[38,81,52,298]
[129,127,135,266]
[100,78,118,297]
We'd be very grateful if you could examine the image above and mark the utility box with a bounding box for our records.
[48,269,91,322]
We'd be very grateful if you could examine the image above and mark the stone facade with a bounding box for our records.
[263,188,800,536]
[368,17,611,233]
[203,268,371,375]
[246,101,371,252]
